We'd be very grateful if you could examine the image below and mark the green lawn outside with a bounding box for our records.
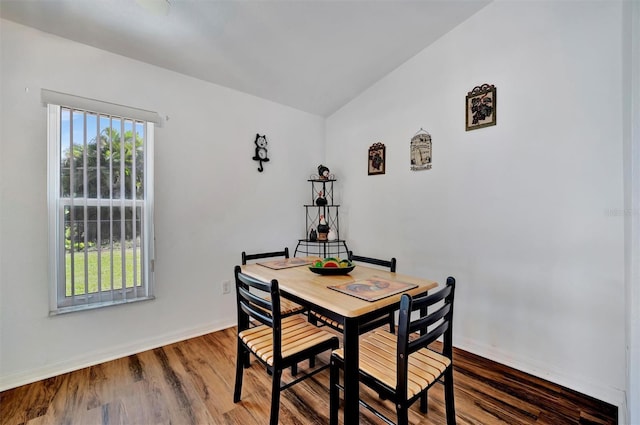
[66,248,141,296]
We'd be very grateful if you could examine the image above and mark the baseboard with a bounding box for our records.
[0,319,236,392]
[455,336,627,424]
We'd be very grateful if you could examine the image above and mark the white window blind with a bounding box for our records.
[46,93,156,314]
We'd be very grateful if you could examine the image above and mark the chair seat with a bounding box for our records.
[309,311,342,330]
[251,294,305,318]
[332,330,451,400]
[265,296,305,316]
[310,310,395,335]
[239,315,337,366]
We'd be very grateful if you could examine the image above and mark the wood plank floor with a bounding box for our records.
[0,326,617,424]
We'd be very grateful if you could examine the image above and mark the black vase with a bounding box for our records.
[317,222,329,241]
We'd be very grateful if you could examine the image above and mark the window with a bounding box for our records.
[45,91,157,313]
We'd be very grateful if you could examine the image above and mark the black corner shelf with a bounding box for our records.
[294,239,349,259]
[295,178,348,258]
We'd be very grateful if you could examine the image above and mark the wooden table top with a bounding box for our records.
[241,258,438,318]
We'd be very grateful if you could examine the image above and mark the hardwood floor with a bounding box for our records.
[0,326,617,425]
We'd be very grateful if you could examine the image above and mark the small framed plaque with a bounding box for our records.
[466,84,496,131]
[368,142,386,175]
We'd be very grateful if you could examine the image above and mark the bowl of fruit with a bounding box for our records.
[309,257,355,275]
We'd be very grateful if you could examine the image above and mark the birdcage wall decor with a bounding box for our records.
[410,129,432,171]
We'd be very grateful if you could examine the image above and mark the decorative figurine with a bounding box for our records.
[315,190,328,206]
[317,164,330,180]
[309,229,318,241]
[327,228,337,241]
[252,134,269,172]
[317,215,329,241]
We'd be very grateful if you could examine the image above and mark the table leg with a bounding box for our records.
[342,317,359,423]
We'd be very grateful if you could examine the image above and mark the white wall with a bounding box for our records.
[625,0,640,422]
[326,0,627,416]
[0,19,324,390]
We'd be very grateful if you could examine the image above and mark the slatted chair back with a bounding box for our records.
[240,247,304,320]
[396,276,456,408]
[350,251,397,333]
[348,251,397,272]
[235,266,283,361]
[241,247,289,265]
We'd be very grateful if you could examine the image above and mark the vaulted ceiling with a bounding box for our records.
[0,0,490,116]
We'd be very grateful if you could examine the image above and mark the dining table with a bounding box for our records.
[240,257,438,424]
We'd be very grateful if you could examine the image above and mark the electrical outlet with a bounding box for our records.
[222,280,231,295]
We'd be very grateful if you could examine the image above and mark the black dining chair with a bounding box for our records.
[241,248,306,318]
[233,265,340,425]
[309,251,398,333]
[241,247,289,265]
[329,276,457,425]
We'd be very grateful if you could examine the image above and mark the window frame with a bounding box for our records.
[47,103,155,314]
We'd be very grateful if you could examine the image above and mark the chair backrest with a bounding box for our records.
[396,276,456,399]
[234,265,283,360]
[348,251,396,272]
[242,247,289,265]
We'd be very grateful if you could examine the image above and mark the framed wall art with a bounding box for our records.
[466,84,496,131]
[368,142,386,175]
[410,129,432,171]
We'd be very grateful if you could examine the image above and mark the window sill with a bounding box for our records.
[49,296,156,316]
